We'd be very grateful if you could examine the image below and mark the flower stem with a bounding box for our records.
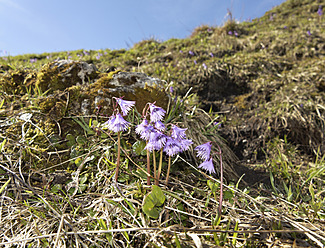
[115,131,121,182]
[165,156,171,185]
[216,144,223,216]
[153,149,157,185]
[156,149,163,185]
[146,141,151,186]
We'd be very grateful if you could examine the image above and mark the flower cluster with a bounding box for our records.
[135,103,192,156]
[195,141,216,174]
[102,97,217,184]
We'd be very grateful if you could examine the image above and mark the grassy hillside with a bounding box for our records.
[0,0,325,247]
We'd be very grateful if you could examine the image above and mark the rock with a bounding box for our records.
[52,59,98,84]
[0,60,169,119]
[35,60,99,92]
[75,71,169,116]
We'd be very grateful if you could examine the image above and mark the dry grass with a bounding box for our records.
[0,107,325,247]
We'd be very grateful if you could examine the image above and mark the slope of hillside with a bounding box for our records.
[0,0,324,246]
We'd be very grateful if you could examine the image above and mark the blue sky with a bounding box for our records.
[0,0,286,56]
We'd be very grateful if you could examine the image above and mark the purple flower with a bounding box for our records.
[107,113,130,132]
[155,121,166,131]
[135,119,149,135]
[145,130,167,151]
[149,103,166,122]
[283,26,287,29]
[228,31,233,35]
[169,86,174,94]
[317,6,323,16]
[214,122,221,128]
[307,30,311,36]
[234,31,238,37]
[209,52,214,57]
[139,124,155,141]
[198,158,215,174]
[202,63,207,69]
[115,98,135,116]
[104,115,116,128]
[195,142,212,161]
[171,125,187,140]
[164,137,181,156]
[188,50,194,56]
[194,60,197,65]
[179,138,193,152]
[179,50,183,53]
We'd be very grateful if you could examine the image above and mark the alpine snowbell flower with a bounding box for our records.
[106,97,135,183]
[149,103,166,122]
[115,98,136,116]
[135,119,149,135]
[171,125,187,140]
[179,138,193,152]
[139,124,155,141]
[103,115,116,129]
[154,120,166,131]
[164,136,181,157]
[107,113,130,133]
[144,130,166,151]
[195,142,212,161]
[197,157,216,174]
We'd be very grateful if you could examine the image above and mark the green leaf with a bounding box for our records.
[174,233,182,248]
[0,139,6,151]
[309,180,315,202]
[223,190,233,200]
[142,194,159,219]
[207,180,218,193]
[132,140,147,156]
[0,99,4,109]
[123,198,136,215]
[142,186,165,219]
[89,118,99,127]
[0,178,11,194]
[73,117,95,135]
[151,185,165,206]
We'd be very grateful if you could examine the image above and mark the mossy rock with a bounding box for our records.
[35,60,99,93]
[71,71,169,116]
[0,68,32,95]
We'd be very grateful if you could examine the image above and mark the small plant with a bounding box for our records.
[135,102,193,186]
[103,97,135,182]
[142,185,165,219]
[101,96,223,196]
